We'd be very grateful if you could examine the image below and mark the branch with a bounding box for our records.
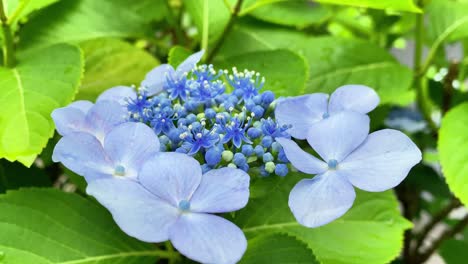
[0,0,15,67]
[206,0,244,63]
[442,63,459,115]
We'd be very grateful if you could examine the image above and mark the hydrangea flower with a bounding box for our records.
[87,152,249,264]
[51,100,127,142]
[275,85,379,139]
[52,122,160,182]
[276,111,421,227]
[97,85,137,106]
[141,50,204,96]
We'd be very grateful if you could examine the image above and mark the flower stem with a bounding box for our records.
[206,0,244,63]
[413,1,437,133]
[0,0,15,67]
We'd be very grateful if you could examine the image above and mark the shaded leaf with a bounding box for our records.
[0,161,51,193]
[168,46,192,68]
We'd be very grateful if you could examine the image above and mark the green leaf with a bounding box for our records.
[249,1,331,28]
[19,0,165,51]
[0,161,51,193]
[440,230,468,264]
[0,44,83,166]
[427,0,468,44]
[4,0,60,21]
[217,23,413,104]
[215,49,308,97]
[314,0,421,12]
[439,102,468,206]
[0,188,169,263]
[168,46,192,68]
[184,0,230,43]
[233,172,412,264]
[77,38,159,101]
[239,233,319,264]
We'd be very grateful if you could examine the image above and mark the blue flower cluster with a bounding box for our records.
[127,60,291,177]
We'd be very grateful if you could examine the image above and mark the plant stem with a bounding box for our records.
[206,0,244,63]
[0,0,15,67]
[413,1,438,133]
[165,0,185,45]
[413,198,461,255]
[442,63,458,115]
[414,213,468,263]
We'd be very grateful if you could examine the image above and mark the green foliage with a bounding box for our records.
[0,188,167,263]
[0,161,51,193]
[77,38,160,101]
[239,234,319,264]
[3,0,59,22]
[215,49,308,96]
[439,103,468,206]
[440,230,468,264]
[0,44,83,166]
[19,0,165,51]
[314,0,421,12]
[218,23,413,103]
[426,0,468,44]
[168,46,192,67]
[233,172,412,264]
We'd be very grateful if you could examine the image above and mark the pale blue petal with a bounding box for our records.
[87,178,179,242]
[340,129,422,192]
[141,64,175,96]
[52,132,113,181]
[139,152,202,206]
[288,171,356,228]
[275,94,328,139]
[176,50,204,75]
[68,100,93,113]
[104,123,160,179]
[328,85,380,114]
[190,168,250,213]
[97,86,137,106]
[275,137,327,174]
[306,112,369,162]
[169,213,247,264]
[51,106,88,136]
[84,101,127,142]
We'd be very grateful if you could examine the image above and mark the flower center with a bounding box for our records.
[178,200,191,211]
[114,165,126,176]
[327,159,338,170]
[322,112,330,119]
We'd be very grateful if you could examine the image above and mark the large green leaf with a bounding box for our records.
[426,0,468,44]
[184,0,230,43]
[215,49,308,97]
[440,230,468,264]
[0,161,51,193]
[0,188,169,263]
[240,234,319,264]
[314,0,421,12]
[438,102,468,206]
[217,23,413,104]
[249,1,331,28]
[77,38,159,101]
[4,0,60,21]
[19,0,165,51]
[232,172,412,264]
[0,44,83,166]
[168,46,192,68]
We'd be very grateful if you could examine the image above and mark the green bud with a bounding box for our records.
[197,113,205,120]
[222,150,234,162]
[227,163,237,169]
[265,161,275,173]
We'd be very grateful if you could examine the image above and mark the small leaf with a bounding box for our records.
[0,188,163,263]
[439,102,468,206]
[232,172,412,264]
[215,49,308,97]
[168,46,192,68]
[0,44,83,166]
[240,233,319,263]
[78,38,160,101]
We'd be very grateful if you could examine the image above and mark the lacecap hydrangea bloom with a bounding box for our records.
[275,86,421,227]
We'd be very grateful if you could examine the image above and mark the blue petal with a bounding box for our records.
[328,85,380,115]
[104,123,160,179]
[275,94,328,139]
[84,101,127,142]
[52,107,87,136]
[87,178,179,242]
[340,129,421,192]
[68,100,93,113]
[141,64,175,96]
[169,213,247,264]
[288,171,356,228]
[52,132,113,181]
[190,168,250,213]
[306,111,369,162]
[138,152,202,206]
[176,50,204,75]
[275,137,327,174]
[97,86,137,106]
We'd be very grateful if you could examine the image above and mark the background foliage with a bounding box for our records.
[0,0,467,263]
